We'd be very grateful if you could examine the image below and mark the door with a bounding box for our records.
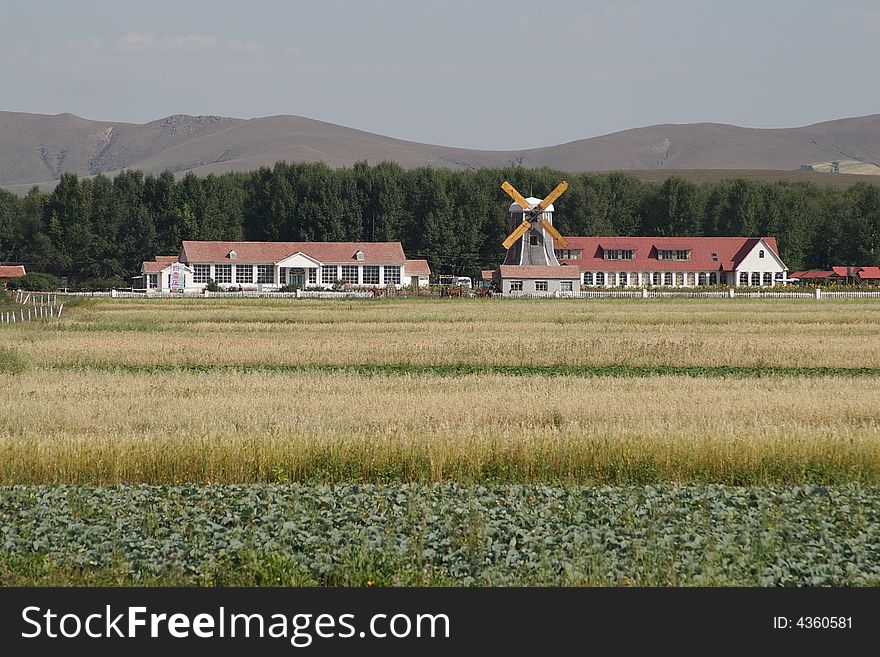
[290,267,306,289]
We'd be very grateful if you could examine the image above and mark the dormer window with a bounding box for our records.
[604,249,635,260]
[657,249,691,261]
[227,250,238,260]
[354,250,365,261]
[529,234,539,246]
[759,250,765,259]
[711,252,718,262]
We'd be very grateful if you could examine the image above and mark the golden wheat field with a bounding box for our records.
[1,297,879,484]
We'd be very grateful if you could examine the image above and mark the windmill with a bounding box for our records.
[500,180,569,266]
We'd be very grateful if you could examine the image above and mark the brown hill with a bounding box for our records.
[2,110,880,190]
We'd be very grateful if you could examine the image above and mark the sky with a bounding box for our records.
[2,0,879,150]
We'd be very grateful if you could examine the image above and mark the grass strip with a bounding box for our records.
[46,362,880,378]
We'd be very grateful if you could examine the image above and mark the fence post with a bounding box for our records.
[815,288,822,300]
[641,288,648,299]
[728,288,735,298]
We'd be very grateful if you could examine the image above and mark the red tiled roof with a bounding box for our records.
[792,267,880,281]
[142,260,191,273]
[405,259,431,276]
[481,269,496,281]
[180,241,407,265]
[790,270,833,279]
[559,236,782,272]
[498,265,581,279]
[0,265,26,278]
[142,261,170,273]
[597,240,640,251]
[154,255,179,264]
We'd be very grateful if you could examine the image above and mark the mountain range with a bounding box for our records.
[2,110,880,192]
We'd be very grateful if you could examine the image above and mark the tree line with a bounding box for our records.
[0,162,878,286]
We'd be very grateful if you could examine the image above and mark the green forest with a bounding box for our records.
[0,161,878,286]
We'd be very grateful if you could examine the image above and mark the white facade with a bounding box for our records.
[502,278,577,295]
[577,239,787,288]
[142,261,424,292]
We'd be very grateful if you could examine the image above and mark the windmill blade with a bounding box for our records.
[502,220,532,250]
[537,180,569,211]
[501,181,531,210]
[539,218,568,248]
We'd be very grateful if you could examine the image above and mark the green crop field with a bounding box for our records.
[2,297,879,585]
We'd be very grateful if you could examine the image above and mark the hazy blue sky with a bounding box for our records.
[2,0,878,149]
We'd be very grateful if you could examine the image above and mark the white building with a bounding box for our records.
[557,236,788,288]
[138,241,430,292]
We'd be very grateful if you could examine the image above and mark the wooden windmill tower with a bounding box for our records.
[482,180,580,295]
[500,181,569,266]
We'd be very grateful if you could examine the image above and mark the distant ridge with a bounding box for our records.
[2,110,880,190]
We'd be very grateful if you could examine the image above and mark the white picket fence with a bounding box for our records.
[512,288,880,300]
[1,290,64,323]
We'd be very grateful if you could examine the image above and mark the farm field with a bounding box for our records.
[3,483,879,587]
[2,296,880,585]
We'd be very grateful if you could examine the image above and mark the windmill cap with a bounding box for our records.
[510,197,554,212]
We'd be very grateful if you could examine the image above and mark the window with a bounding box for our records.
[321,266,337,285]
[775,272,785,281]
[686,272,695,286]
[583,272,593,286]
[662,272,672,285]
[193,264,210,283]
[535,281,548,292]
[215,264,232,284]
[739,272,749,285]
[257,265,274,284]
[618,272,628,286]
[607,272,616,287]
[341,265,359,284]
[759,250,765,259]
[555,249,582,260]
[529,234,539,246]
[278,268,286,285]
[235,265,253,284]
[698,273,707,286]
[561,281,573,292]
[763,272,773,286]
[308,268,317,285]
[604,249,635,260]
[227,250,238,260]
[657,249,690,261]
[709,273,718,285]
[362,265,379,285]
[383,265,401,285]
[354,250,364,261]
[652,272,661,286]
[147,274,158,289]
[595,272,605,286]
[711,252,718,262]
[675,272,684,286]
[510,280,523,291]
[751,272,761,286]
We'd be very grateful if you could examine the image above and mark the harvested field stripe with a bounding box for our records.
[45,362,880,378]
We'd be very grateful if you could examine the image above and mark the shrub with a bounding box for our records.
[205,278,220,292]
[6,273,61,291]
